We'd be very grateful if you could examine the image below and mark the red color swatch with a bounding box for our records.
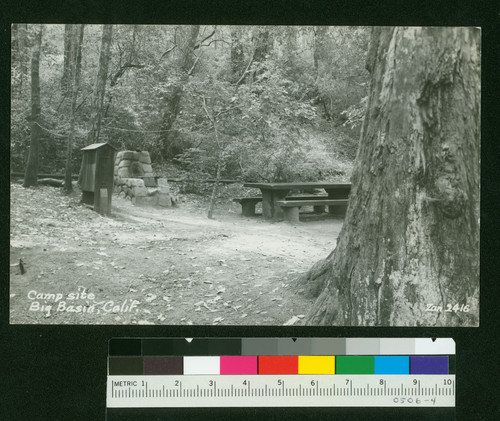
[258,356,298,374]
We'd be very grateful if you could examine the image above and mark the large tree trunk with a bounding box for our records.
[23,25,43,188]
[230,27,245,83]
[250,28,272,82]
[300,27,480,327]
[313,26,328,72]
[62,25,84,94]
[61,24,71,91]
[87,25,113,144]
[63,25,84,192]
[12,24,29,96]
[159,25,200,159]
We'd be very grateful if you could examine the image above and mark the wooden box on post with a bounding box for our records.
[78,142,116,215]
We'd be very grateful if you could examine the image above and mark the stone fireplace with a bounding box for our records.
[114,150,173,207]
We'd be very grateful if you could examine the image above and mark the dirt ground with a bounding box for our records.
[9,182,344,325]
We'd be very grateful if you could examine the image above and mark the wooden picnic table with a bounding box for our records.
[243,182,351,220]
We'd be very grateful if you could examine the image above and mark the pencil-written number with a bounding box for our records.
[425,304,470,313]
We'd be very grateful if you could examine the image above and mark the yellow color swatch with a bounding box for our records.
[298,356,336,374]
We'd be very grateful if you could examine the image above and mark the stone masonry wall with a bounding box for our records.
[114,150,173,207]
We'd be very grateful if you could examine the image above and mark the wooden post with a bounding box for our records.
[261,190,273,219]
[99,188,109,215]
[313,205,326,214]
[241,201,257,217]
[327,187,349,216]
[283,207,300,223]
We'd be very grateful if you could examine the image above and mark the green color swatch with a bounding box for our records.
[335,356,375,374]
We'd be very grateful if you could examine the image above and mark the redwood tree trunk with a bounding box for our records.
[159,25,199,158]
[61,24,72,91]
[63,25,83,192]
[87,25,113,144]
[23,24,43,188]
[300,27,480,327]
[230,27,245,83]
[12,24,29,96]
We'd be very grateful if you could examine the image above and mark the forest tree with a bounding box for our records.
[87,25,113,144]
[300,27,480,327]
[63,24,84,192]
[22,25,42,188]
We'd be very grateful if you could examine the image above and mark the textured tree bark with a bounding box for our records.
[61,24,71,91]
[63,25,84,192]
[23,24,43,188]
[12,24,29,96]
[62,25,84,94]
[87,25,113,144]
[251,28,272,81]
[313,26,328,72]
[159,25,200,158]
[230,27,245,83]
[300,27,480,327]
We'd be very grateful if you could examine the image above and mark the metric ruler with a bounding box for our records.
[107,374,454,407]
[106,337,455,409]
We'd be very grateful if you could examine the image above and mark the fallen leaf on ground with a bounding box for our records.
[145,294,157,302]
[284,316,301,326]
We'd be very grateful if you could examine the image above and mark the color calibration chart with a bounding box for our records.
[107,338,455,408]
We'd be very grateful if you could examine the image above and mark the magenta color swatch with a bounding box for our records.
[220,356,258,375]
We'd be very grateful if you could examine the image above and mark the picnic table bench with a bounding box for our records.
[277,199,349,223]
[233,194,327,216]
[242,182,351,220]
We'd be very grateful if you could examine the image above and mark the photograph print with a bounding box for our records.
[9,25,480,326]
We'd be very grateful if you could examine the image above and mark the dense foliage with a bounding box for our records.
[11,25,369,186]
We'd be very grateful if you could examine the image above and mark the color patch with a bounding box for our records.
[277,338,312,355]
[143,356,183,375]
[108,357,143,375]
[346,338,379,355]
[142,339,241,356]
[108,338,142,356]
[410,356,448,374]
[183,357,220,375]
[220,356,258,375]
[310,338,346,356]
[414,339,455,355]
[335,356,375,374]
[258,356,298,374]
[379,338,415,355]
[374,356,409,374]
[298,356,335,374]
[241,339,278,356]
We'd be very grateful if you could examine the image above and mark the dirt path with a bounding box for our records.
[9,183,343,325]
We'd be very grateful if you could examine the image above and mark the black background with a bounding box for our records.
[1,0,499,420]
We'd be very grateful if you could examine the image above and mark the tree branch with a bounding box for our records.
[194,27,216,50]
[160,44,177,59]
[215,106,239,119]
[236,50,255,86]
[200,39,230,48]
[187,53,202,76]
[110,63,146,86]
